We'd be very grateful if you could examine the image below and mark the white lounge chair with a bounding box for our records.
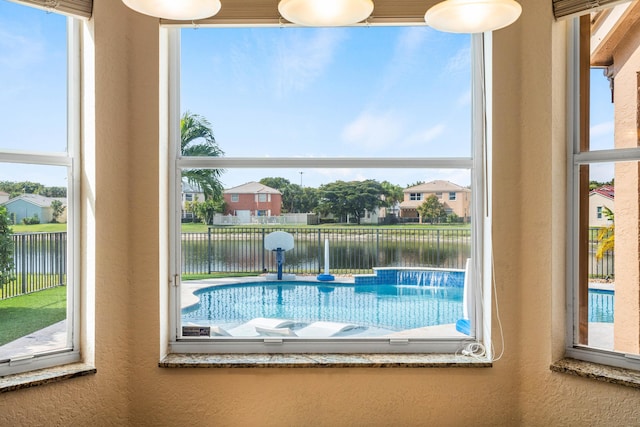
[211,317,295,337]
[255,321,358,338]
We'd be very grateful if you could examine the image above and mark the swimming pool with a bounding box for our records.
[589,289,614,323]
[182,281,464,332]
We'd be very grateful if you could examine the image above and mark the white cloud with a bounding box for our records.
[273,29,346,96]
[341,111,406,150]
[395,27,429,58]
[375,27,430,97]
[0,28,44,69]
[405,124,446,147]
[457,90,471,107]
[445,46,470,73]
[590,121,614,138]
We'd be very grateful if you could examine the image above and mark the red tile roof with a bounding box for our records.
[590,185,614,199]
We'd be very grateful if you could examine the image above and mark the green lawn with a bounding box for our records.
[181,222,471,233]
[0,286,67,346]
[182,272,262,281]
[10,223,67,233]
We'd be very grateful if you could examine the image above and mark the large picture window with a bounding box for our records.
[567,2,640,371]
[167,25,491,354]
[0,1,82,375]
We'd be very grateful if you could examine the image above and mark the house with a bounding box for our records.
[223,181,282,220]
[3,1,640,426]
[399,180,471,222]
[589,185,614,227]
[180,181,205,221]
[1,194,67,224]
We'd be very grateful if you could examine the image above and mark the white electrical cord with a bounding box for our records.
[458,245,505,362]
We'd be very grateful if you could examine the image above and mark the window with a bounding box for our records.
[449,192,457,201]
[167,25,492,355]
[567,6,640,371]
[436,192,443,198]
[231,194,239,202]
[185,193,194,202]
[0,2,83,376]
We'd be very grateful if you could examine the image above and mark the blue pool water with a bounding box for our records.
[589,289,614,323]
[182,281,464,331]
[181,280,616,330]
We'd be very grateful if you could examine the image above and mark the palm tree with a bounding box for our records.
[181,111,225,200]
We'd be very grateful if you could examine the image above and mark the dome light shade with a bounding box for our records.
[122,0,222,20]
[278,0,374,27]
[425,0,522,33]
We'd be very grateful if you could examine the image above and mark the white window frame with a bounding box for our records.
[230,194,239,203]
[566,18,640,371]
[449,192,457,201]
[165,27,493,355]
[0,18,83,376]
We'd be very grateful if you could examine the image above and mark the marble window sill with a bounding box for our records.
[160,353,493,368]
[0,363,96,394]
[551,358,640,389]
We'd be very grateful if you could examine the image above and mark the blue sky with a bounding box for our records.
[0,0,616,189]
[0,0,67,186]
[181,26,474,188]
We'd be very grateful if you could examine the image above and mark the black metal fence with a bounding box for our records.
[0,226,615,300]
[182,227,472,275]
[589,227,614,279]
[1,232,67,300]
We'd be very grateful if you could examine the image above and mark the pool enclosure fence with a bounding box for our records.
[0,227,614,300]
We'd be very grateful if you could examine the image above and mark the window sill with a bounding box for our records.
[0,363,96,394]
[550,358,640,389]
[159,353,492,368]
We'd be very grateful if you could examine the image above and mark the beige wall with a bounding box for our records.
[611,17,640,354]
[1,1,639,425]
[588,193,614,227]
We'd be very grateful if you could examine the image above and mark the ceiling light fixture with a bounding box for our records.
[425,0,522,33]
[122,0,222,20]
[278,0,374,27]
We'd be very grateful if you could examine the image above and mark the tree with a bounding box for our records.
[380,181,404,214]
[0,206,14,289]
[259,177,320,213]
[299,187,320,213]
[596,207,614,260]
[51,200,65,223]
[181,111,225,201]
[317,180,385,224]
[589,179,614,191]
[259,177,291,191]
[42,187,67,198]
[417,195,446,224]
[0,181,67,198]
[186,199,226,225]
[259,177,294,212]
